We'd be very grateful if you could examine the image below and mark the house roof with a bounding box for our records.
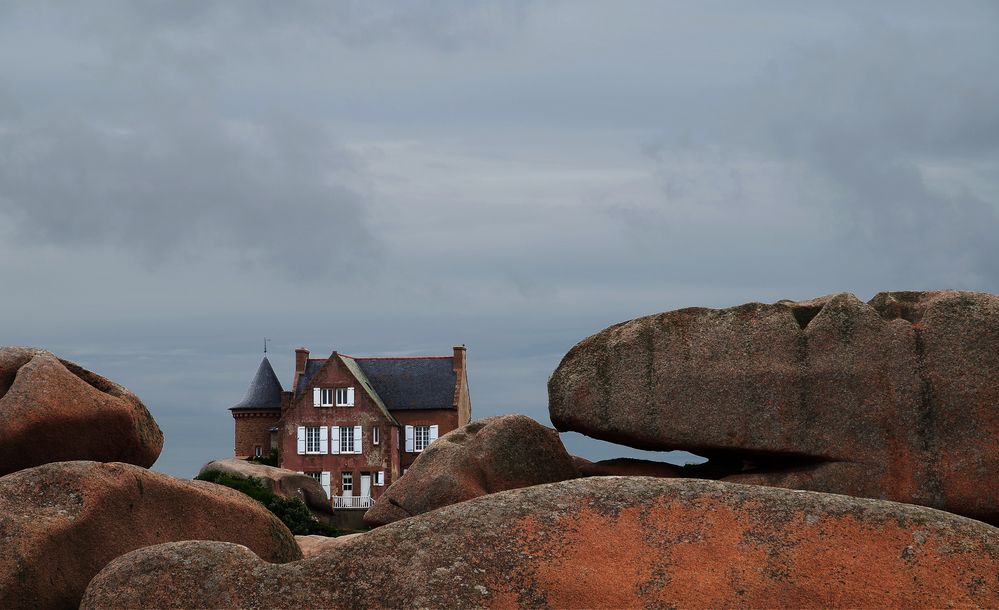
[338,355,399,426]
[354,356,456,411]
[229,357,283,411]
[295,354,457,412]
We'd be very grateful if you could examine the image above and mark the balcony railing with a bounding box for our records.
[333,495,372,509]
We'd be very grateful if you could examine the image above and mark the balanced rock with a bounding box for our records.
[82,477,998,609]
[364,414,579,526]
[0,461,301,609]
[199,458,333,521]
[549,291,999,523]
[0,346,163,475]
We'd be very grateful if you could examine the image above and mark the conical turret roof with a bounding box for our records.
[229,357,283,411]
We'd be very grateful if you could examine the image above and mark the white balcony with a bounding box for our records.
[333,495,372,509]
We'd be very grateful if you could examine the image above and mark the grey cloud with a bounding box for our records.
[613,15,999,291]
[0,114,377,278]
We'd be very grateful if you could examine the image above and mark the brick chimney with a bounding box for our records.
[295,347,309,374]
[452,345,466,374]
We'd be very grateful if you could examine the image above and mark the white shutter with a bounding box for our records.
[331,426,341,454]
[313,387,321,407]
[319,426,329,454]
[354,425,363,454]
[320,471,331,499]
[296,426,306,455]
[405,425,414,453]
[347,387,355,406]
[430,425,439,445]
[376,471,385,486]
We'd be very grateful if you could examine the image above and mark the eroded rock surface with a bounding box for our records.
[364,414,579,526]
[0,346,163,475]
[0,461,301,609]
[199,458,333,521]
[82,477,999,609]
[296,533,362,558]
[548,291,999,523]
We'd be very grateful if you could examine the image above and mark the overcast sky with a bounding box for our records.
[2,2,997,477]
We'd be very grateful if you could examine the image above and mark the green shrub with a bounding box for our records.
[195,470,338,536]
[246,448,279,467]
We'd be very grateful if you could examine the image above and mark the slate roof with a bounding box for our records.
[295,354,457,412]
[295,359,326,395]
[230,357,284,411]
[354,357,456,411]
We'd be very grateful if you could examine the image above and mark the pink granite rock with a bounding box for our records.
[549,291,999,523]
[0,347,162,475]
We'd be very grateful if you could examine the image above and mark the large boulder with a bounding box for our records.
[0,347,163,475]
[549,291,999,523]
[0,461,301,609]
[364,414,579,526]
[199,458,333,520]
[82,477,998,609]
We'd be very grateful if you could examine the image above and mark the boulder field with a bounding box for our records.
[0,461,301,610]
[0,347,163,475]
[549,290,999,523]
[364,414,580,526]
[82,477,998,609]
[199,458,334,523]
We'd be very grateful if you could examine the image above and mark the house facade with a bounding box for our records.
[230,345,470,509]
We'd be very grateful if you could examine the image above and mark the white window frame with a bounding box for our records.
[335,387,355,407]
[374,471,385,486]
[305,471,322,482]
[405,424,439,453]
[340,426,355,454]
[372,426,380,445]
[305,426,323,454]
[414,425,430,452]
[341,472,353,494]
[319,388,334,407]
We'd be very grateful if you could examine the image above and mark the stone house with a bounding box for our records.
[230,346,471,508]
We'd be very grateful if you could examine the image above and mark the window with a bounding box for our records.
[306,426,323,454]
[374,471,385,486]
[341,472,353,493]
[336,387,355,406]
[404,424,438,453]
[372,426,380,445]
[254,446,262,457]
[320,388,334,406]
[414,425,431,451]
[340,426,355,454]
[305,471,322,482]
[330,425,362,455]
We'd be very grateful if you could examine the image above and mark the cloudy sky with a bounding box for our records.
[2,2,997,477]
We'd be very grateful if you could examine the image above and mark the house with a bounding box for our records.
[230,345,471,509]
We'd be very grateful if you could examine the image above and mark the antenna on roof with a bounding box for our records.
[264,338,271,354]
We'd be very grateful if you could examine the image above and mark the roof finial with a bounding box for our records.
[264,338,271,354]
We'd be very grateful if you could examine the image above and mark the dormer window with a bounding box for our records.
[336,387,355,407]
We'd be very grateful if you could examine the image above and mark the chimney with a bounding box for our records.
[295,347,309,374]
[452,345,466,374]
